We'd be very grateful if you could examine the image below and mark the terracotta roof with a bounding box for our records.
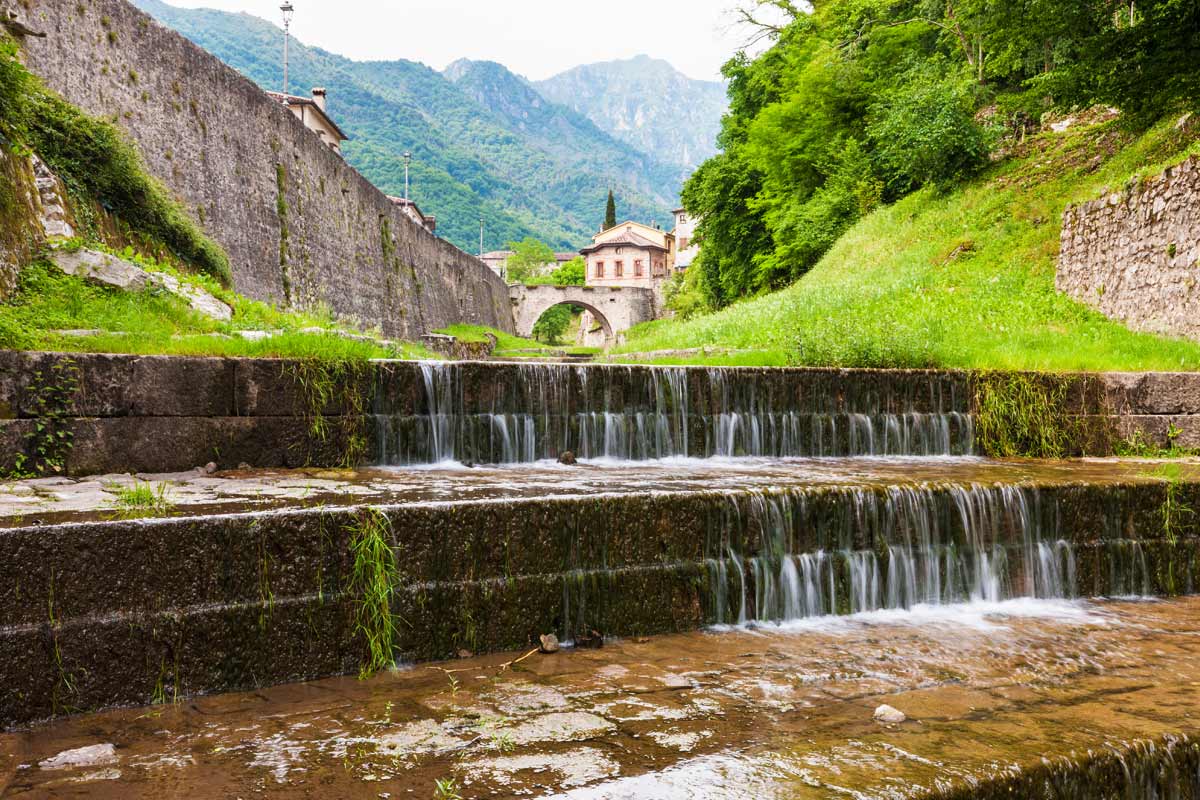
[580,229,668,255]
[265,91,349,142]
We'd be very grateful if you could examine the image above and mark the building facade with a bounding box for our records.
[264,88,348,155]
[580,221,674,289]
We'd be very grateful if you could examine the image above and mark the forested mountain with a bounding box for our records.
[132,0,685,251]
[536,56,728,170]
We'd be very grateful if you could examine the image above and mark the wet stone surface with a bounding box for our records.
[1,456,1198,527]
[4,597,1200,798]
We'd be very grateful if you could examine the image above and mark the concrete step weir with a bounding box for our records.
[2,351,1200,474]
[3,459,1200,729]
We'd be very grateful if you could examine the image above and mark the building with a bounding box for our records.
[264,87,348,155]
[388,197,437,235]
[580,221,675,289]
[671,207,699,272]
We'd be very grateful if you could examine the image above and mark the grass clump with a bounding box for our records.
[347,508,401,679]
[615,118,1200,372]
[288,356,371,467]
[972,373,1081,459]
[109,481,175,519]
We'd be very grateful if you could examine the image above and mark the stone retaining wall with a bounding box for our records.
[1058,155,1200,340]
[16,0,515,337]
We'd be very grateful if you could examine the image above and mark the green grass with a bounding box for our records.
[348,508,401,679]
[615,118,1200,372]
[108,481,175,519]
[0,258,434,361]
[434,323,601,357]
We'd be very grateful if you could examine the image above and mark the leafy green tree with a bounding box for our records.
[551,256,586,286]
[505,237,557,284]
[604,190,617,230]
[532,304,573,343]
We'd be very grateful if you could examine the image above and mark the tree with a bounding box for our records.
[532,305,573,343]
[604,190,617,230]
[551,256,586,286]
[505,237,557,284]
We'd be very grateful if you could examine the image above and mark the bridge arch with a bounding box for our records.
[509,285,656,343]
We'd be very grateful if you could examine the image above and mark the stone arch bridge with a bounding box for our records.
[509,284,657,342]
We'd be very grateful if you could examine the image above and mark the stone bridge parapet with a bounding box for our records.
[509,284,657,341]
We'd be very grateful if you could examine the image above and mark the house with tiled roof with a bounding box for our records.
[264,87,348,155]
[580,220,675,289]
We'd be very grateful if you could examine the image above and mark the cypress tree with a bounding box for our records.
[604,189,617,231]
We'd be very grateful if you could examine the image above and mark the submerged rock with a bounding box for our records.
[539,633,561,653]
[874,704,907,724]
[40,743,118,770]
[558,451,577,465]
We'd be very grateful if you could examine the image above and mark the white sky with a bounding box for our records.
[160,0,770,81]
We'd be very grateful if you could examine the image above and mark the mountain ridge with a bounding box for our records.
[131,0,707,251]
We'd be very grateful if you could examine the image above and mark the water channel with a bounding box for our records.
[2,362,1197,798]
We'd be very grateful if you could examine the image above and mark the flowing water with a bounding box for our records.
[373,363,974,464]
[700,485,1083,627]
[7,597,1200,799]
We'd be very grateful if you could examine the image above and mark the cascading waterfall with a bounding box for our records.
[373,362,975,465]
[703,484,1095,625]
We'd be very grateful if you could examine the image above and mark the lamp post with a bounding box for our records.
[280,2,294,96]
[403,152,412,203]
[479,216,484,257]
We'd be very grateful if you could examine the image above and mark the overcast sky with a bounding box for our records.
[160,0,771,81]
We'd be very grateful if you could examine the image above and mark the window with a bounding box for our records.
[595,261,605,279]
[634,259,644,277]
[679,237,689,250]
[615,260,624,277]
[678,213,687,225]
[653,258,665,277]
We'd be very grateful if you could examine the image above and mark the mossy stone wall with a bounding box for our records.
[17,0,514,336]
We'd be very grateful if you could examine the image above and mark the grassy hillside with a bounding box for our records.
[616,117,1200,371]
[133,0,681,251]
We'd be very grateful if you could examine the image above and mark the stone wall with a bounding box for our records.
[1058,155,1200,340]
[16,0,515,337]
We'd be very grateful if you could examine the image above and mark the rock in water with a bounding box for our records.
[40,743,118,770]
[873,704,907,724]
[539,633,560,653]
[576,629,604,649]
[558,451,577,465]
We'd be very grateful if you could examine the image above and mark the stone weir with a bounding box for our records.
[2,352,1200,474]
[2,460,1199,729]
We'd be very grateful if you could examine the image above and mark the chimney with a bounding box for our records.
[311,87,327,111]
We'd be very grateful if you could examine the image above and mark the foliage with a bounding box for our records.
[973,373,1078,459]
[615,118,1200,371]
[663,268,711,320]
[532,305,573,344]
[683,0,1200,307]
[505,237,558,284]
[287,355,371,468]
[347,508,401,679]
[0,34,231,284]
[9,358,79,477]
[525,256,586,287]
[604,189,617,230]
[109,481,176,519]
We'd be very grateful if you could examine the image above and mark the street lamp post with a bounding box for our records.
[280,2,294,96]
[403,152,412,203]
[479,216,484,257]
